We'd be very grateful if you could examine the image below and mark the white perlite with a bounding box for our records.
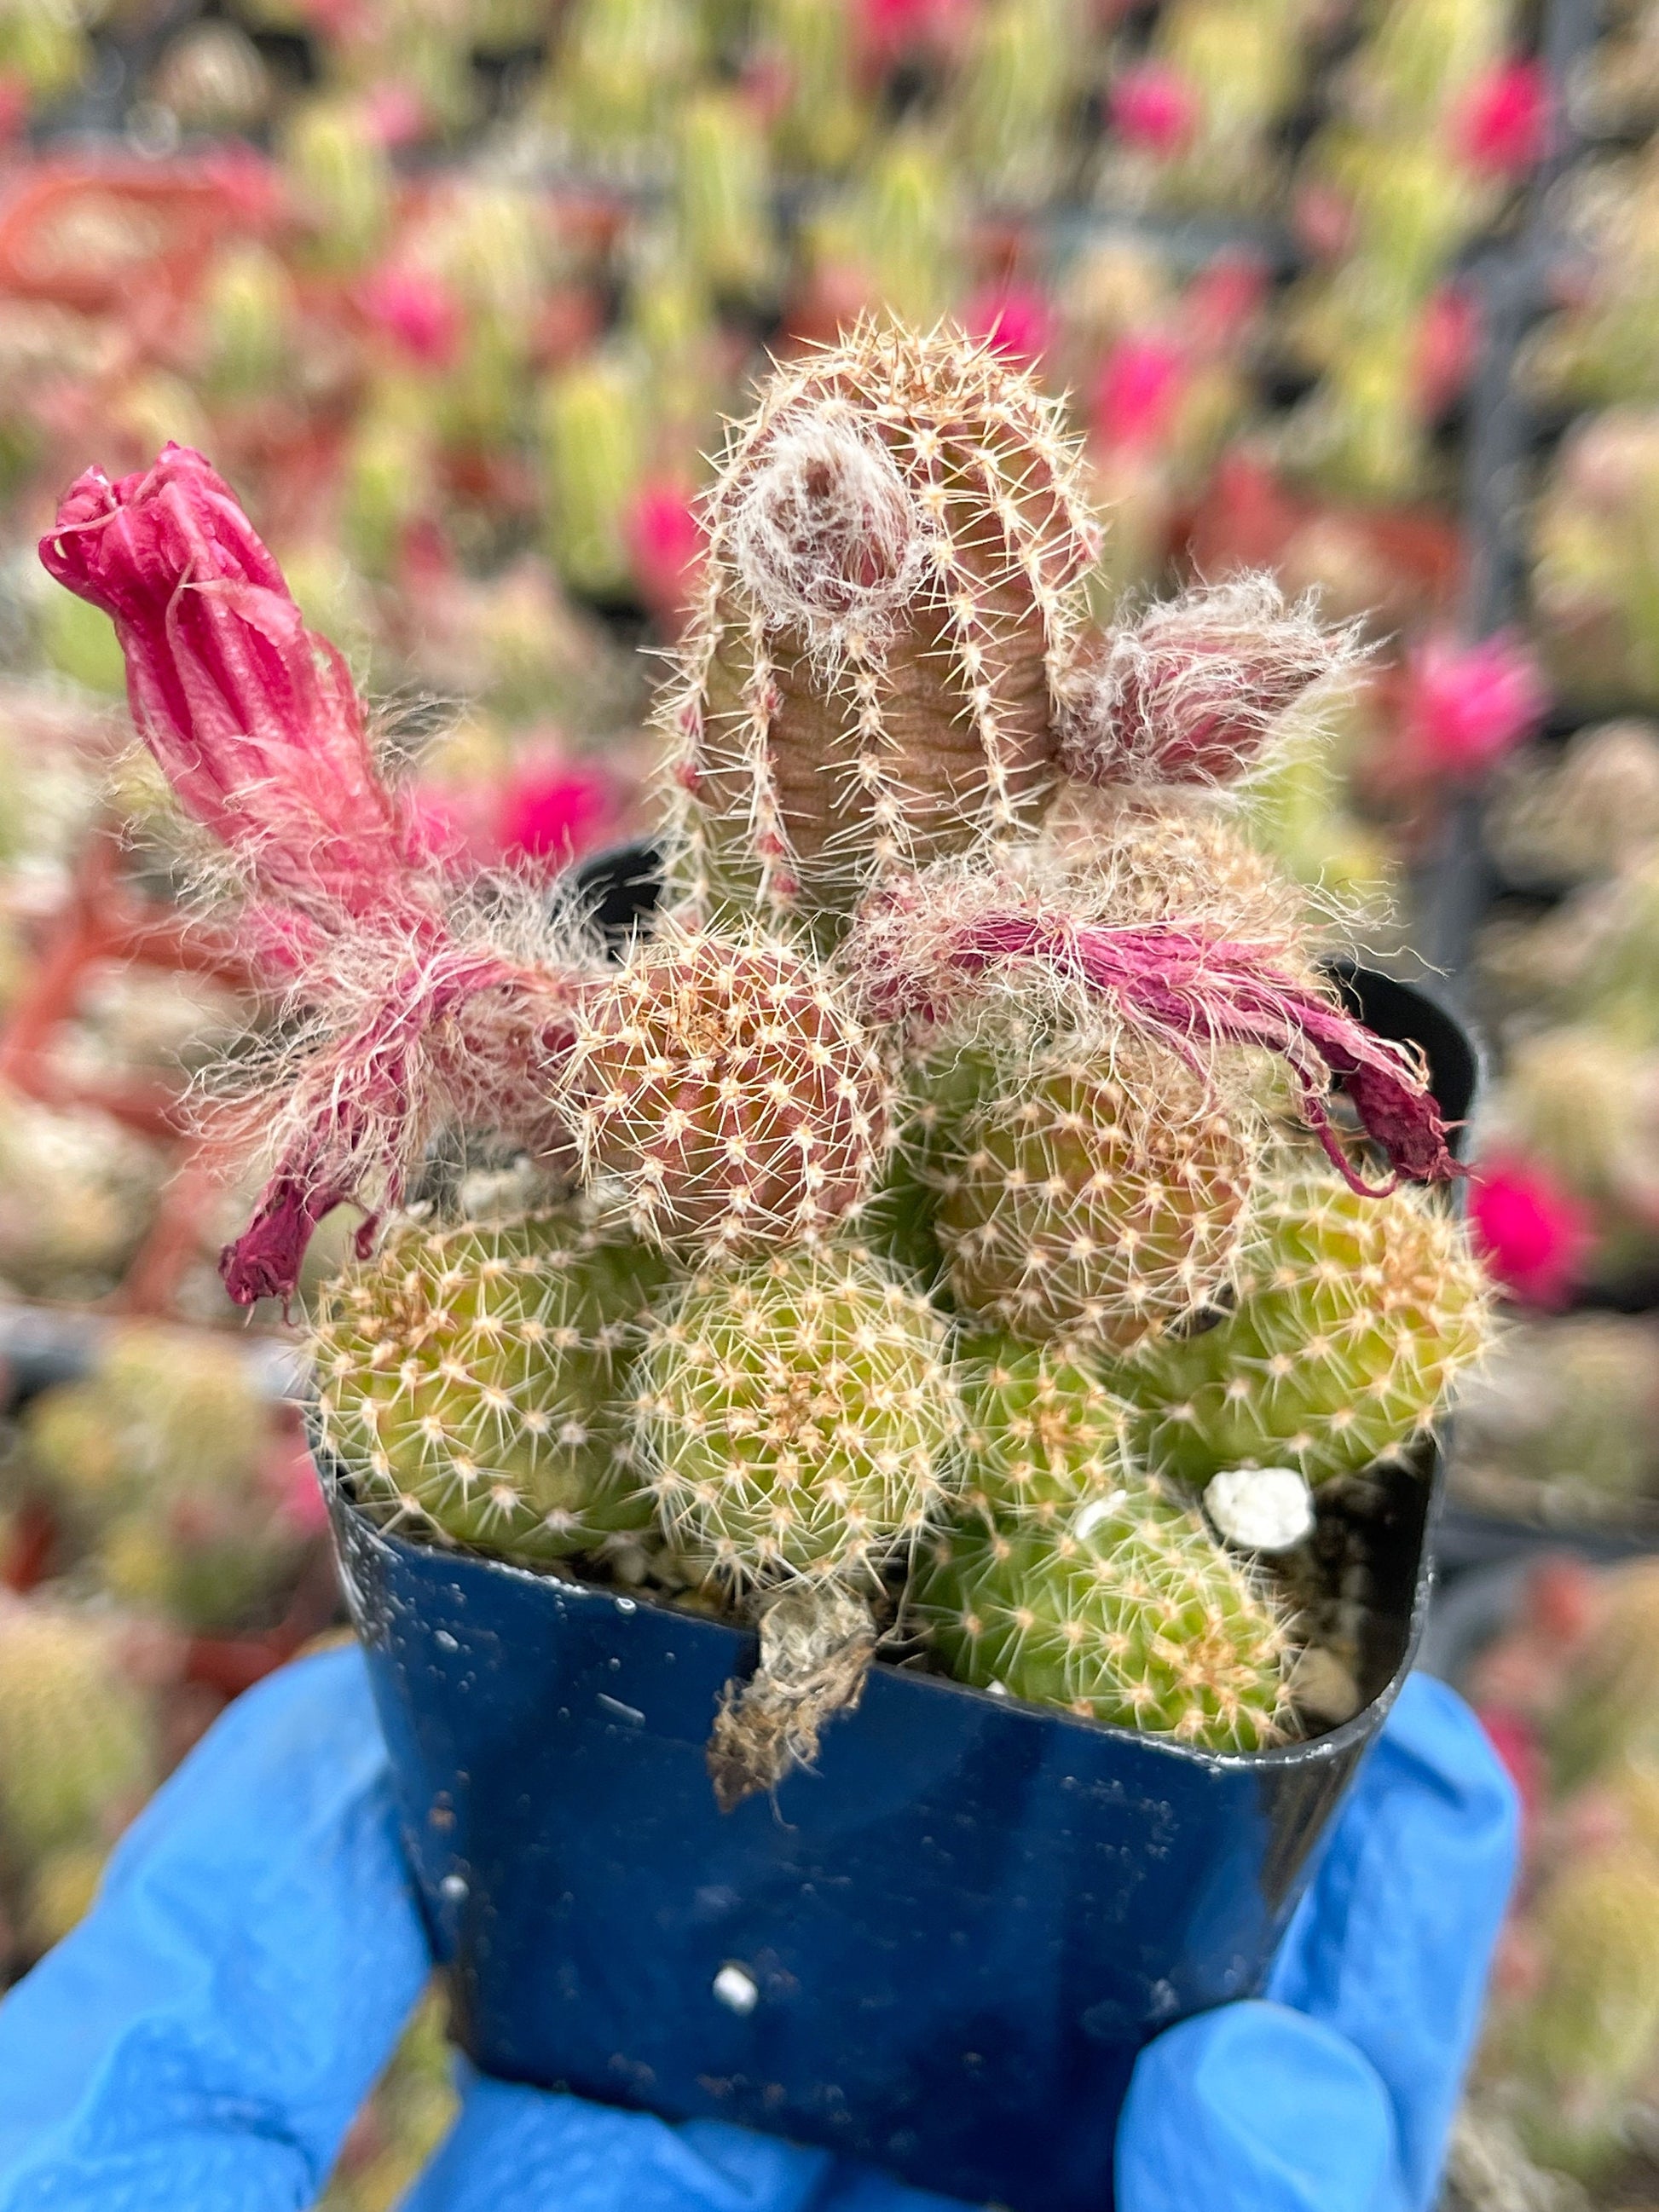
[1204,1466,1315,1553]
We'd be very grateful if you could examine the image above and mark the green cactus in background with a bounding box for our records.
[1121,1166,1491,1485]
[199,244,296,400]
[540,354,648,602]
[916,1492,1290,1749]
[0,1597,156,1878]
[1549,1558,1659,1788]
[316,1204,669,1562]
[757,0,865,175]
[1488,1846,1659,2182]
[282,97,394,274]
[633,1244,962,1586]
[676,90,776,306]
[951,0,1088,208]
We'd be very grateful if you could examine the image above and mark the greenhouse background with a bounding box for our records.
[0,0,1656,2200]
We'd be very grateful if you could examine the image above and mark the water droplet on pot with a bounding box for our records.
[713,1963,760,2014]
[441,1873,468,1903]
[616,1597,638,1614]
[435,1630,459,1652]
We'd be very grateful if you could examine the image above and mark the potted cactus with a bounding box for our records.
[39,322,1488,2211]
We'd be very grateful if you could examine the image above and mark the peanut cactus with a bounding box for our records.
[662,319,1101,923]
[316,1204,668,1562]
[916,1493,1290,1750]
[556,916,891,1257]
[633,1245,962,1586]
[959,1337,1138,1527]
[932,1032,1259,1354]
[1123,1165,1493,1485]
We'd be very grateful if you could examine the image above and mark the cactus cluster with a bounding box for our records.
[44,321,1487,1799]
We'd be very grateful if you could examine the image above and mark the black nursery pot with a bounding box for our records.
[326,858,1479,2212]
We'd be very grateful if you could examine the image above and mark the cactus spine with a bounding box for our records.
[958,1337,1138,1526]
[1124,1169,1493,1485]
[316,1204,668,1562]
[663,321,1100,923]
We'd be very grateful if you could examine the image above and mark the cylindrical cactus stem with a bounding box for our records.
[1123,1167,1493,1486]
[1547,1557,1659,1788]
[0,1597,158,1880]
[959,1337,1139,1526]
[1057,577,1366,791]
[662,319,1101,923]
[555,919,892,1257]
[1488,1845,1659,2181]
[916,1490,1291,1750]
[315,1202,668,1563]
[633,1244,962,1588]
[933,1031,1260,1355]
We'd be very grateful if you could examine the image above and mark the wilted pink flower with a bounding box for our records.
[625,482,706,622]
[40,444,423,926]
[847,868,1465,1189]
[1403,630,1547,780]
[1109,62,1199,154]
[357,266,461,367]
[1456,61,1549,179]
[1062,576,1363,787]
[1469,1153,1590,1305]
[963,285,1052,369]
[1092,336,1188,452]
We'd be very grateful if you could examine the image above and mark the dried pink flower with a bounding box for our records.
[844,869,1463,1190]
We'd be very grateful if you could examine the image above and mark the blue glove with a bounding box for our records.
[0,1646,1517,2212]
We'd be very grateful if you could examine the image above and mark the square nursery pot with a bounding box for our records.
[323,852,1479,2212]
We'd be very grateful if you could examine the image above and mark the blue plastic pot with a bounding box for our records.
[324,875,1477,2212]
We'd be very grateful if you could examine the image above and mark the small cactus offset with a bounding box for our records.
[916,1495,1290,1751]
[932,1031,1259,1354]
[556,917,891,1257]
[958,1338,1138,1527]
[41,319,1483,1799]
[316,1203,668,1563]
[662,320,1101,923]
[1123,1166,1493,1486]
[633,1245,962,1587]
[0,1597,157,1883]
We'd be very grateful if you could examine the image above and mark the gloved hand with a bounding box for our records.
[0,1644,1517,2212]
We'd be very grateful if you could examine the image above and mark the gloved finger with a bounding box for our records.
[404,2071,966,2212]
[1115,2001,1401,2212]
[1266,1670,1520,2212]
[0,1645,431,2212]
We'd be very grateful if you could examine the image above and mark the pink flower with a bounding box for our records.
[361,79,426,147]
[1469,1153,1591,1305]
[625,482,706,621]
[964,285,1052,369]
[1414,284,1481,419]
[40,445,423,926]
[357,267,461,367]
[1456,61,1549,179]
[1402,630,1548,781]
[1092,335,1188,452]
[1108,63,1199,156]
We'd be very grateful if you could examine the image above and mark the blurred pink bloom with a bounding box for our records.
[499,752,617,869]
[1182,253,1268,355]
[626,482,706,621]
[1469,1153,1592,1306]
[964,285,1052,368]
[1092,336,1187,451]
[357,266,461,367]
[39,443,423,927]
[0,73,32,138]
[362,81,426,147]
[1414,284,1481,419]
[1108,63,1199,155]
[1402,630,1547,779]
[1456,61,1549,178]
